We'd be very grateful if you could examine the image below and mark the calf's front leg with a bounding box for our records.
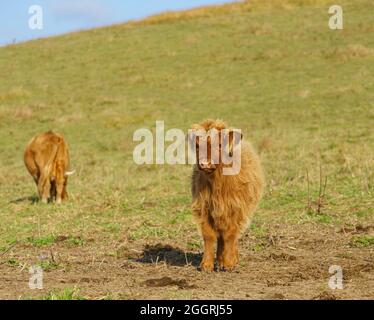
[200,220,217,272]
[217,236,224,267]
[220,229,240,271]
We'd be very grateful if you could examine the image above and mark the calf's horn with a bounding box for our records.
[64,170,76,176]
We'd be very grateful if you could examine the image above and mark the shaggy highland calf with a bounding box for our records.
[190,119,265,271]
[24,131,74,204]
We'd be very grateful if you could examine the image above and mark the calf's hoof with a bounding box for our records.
[200,260,214,272]
[219,260,237,272]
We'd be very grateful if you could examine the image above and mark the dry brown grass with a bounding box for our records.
[0,106,33,121]
[0,87,30,103]
[325,44,374,61]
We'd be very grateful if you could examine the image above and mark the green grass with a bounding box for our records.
[26,235,57,247]
[6,258,19,267]
[252,242,268,253]
[38,260,60,271]
[21,288,86,300]
[249,223,269,237]
[41,288,86,300]
[314,214,333,224]
[0,0,373,265]
[64,236,85,247]
[351,235,374,248]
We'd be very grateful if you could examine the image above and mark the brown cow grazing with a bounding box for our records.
[190,119,265,271]
[24,131,74,204]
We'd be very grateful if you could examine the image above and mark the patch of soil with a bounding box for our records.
[268,252,297,262]
[312,291,338,300]
[267,293,286,300]
[339,225,374,234]
[55,236,70,242]
[143,276,196,289]
[344,262,374,279]
[0,224,373,300]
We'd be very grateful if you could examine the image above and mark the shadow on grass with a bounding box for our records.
[9,195,39,204]
[137,243,202,267]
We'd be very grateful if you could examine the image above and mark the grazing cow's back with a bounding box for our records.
[24,131,73,204]
[190,119,265,271]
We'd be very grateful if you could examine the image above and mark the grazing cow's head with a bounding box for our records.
[189,119,242,175]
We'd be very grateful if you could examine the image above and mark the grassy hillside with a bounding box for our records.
[0,0,373,299]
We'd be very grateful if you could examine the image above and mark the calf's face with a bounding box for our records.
[190,128,242,175]
[195,134,218,174]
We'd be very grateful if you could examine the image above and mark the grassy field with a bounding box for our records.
[0,0,373,299]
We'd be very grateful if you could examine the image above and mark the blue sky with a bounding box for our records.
[0,0,235,46]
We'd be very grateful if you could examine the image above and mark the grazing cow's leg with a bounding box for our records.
[33,175,39,185]
[38,176,50,204]
[55,176,68,204]
[55,161,66,204]
[62,179,68,200]
[33,173,40,198]
[37,181,43,199]
[55,178,65,204]
[200,220,217,272]
[50,181,57,202]
[221,228,240,271]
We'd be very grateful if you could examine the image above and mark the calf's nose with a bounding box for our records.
[199,160,211,169]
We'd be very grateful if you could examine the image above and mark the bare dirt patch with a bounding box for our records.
[1,223,373,300]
